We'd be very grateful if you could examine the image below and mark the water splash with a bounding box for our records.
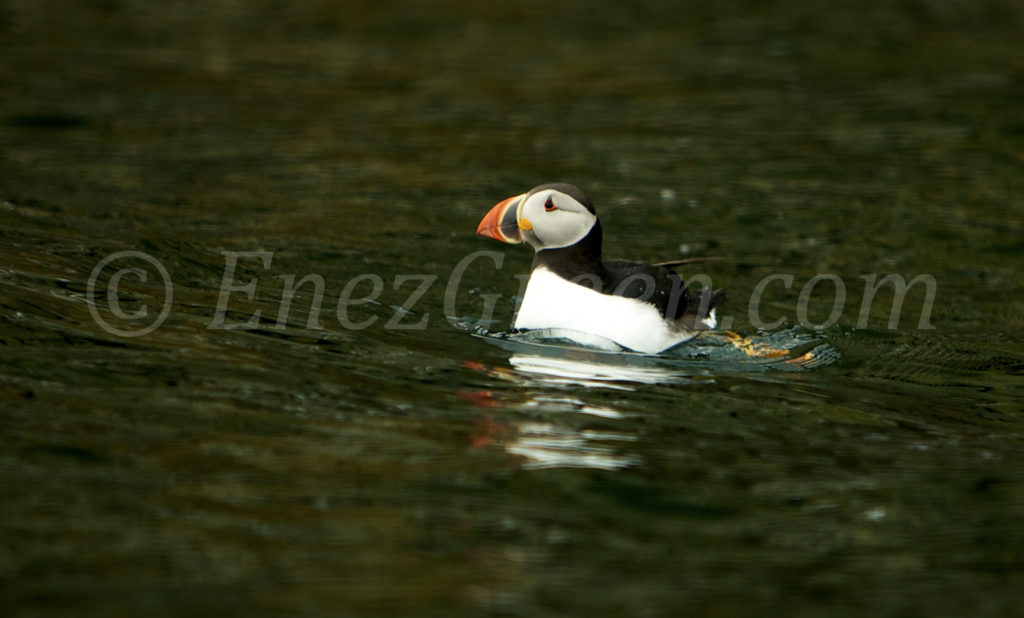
[452,315,839,388]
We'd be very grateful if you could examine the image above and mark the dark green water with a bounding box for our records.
[2,1,1023,615]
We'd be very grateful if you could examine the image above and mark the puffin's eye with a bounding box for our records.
[544,196,556,211]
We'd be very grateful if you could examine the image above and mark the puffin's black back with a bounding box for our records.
[602,259,726,324]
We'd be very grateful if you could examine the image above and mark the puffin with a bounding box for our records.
[476,183,726,354]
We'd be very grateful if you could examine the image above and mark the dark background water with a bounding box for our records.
[2,1,1023,615]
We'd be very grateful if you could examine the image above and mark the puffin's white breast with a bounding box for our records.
[513,267,702,354]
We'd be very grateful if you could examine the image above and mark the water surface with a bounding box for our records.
[2,1,1023,615]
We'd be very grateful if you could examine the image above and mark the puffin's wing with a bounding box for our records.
[602,259,726,324]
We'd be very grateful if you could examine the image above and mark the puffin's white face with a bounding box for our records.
[477,183,599,251]
[517,189,597,251]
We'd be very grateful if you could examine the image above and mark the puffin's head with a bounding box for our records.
[476,183,597,251]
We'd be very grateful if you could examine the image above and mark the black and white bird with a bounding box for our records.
[476,183,726,354]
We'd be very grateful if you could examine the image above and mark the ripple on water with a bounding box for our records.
[452,316,840,390]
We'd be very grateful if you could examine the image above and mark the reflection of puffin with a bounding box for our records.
[477,183,726,354]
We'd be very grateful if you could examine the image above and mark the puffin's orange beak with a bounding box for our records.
[476,194,525,244]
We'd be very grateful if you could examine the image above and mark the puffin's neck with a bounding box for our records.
[531,219,607,283]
